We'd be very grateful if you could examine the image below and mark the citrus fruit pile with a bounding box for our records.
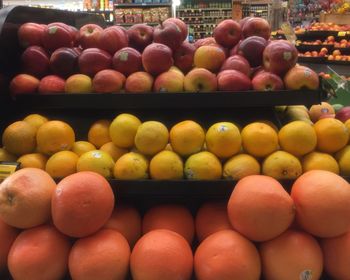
[1,112,350,181]
[0,169,350,279]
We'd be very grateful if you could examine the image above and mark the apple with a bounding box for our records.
[154,70,184,93]
[217,70,252,91]
[153,21,183,51]
[112,47,142,76]
[163,18,188,42]
[50,47,80,78]
[194,37,216,49]
[173,41,196,73]
[17,23,46,48]
[65,74,92,94]
[38,75,65,94]
[10,74,40,95]
[78,48,112,77]
[284,66,319,90]
[213,19,241,48]
[242,17,271,40]
[98,26,128,55]
[125,71,154,93]
[42,22,75,52]
[194,45,226,73]
[238,36,267,67]
[252,71,284,91]
[92,69,126,93]
[263,40,298,77]
[127,24,154,52]
[336,107,350,122]
[21,46,50,78]
[220,55,251,77]
[230,41,241,56]
[239,17,252,28]
[79,24,103,49]
[184,68,218,92]
[142,43,174,76]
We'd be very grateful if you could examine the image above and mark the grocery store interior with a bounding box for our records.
[0,0,350,279]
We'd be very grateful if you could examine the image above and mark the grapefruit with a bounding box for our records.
[45,151,79,178]
[71,141,96,156]
[223,154,260,180]
[150,150,184,179]
[109,113,141,148]
[17,153,47,170]
[0,219,18,271]
[87,119,111,148]
[77,150,115,178]
[114,152,149,179]
[302,151,339,174]
[184,151,222,180]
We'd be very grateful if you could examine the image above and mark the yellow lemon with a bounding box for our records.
[109,113,141,148]
[114,152,149,180]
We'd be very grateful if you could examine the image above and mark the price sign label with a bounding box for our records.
[0,162,20,180]
[338,31,346,37]
[271,31,277,36]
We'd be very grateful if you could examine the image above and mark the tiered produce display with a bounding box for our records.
[1,6,349,280]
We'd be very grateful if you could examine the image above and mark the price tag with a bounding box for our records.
[0,162,20,180]
[338,31,346,37]
[347,31,350,35]
[271,31,277,36]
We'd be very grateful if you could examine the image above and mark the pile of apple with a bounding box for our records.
[10,17,320,95]
[327,49,350,61]
[297,37,350,48]
[303,22,350,32]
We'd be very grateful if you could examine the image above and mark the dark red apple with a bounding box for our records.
[21,46,50,78]
[163,18,188,42]
[194,37,216,49]
[153,22,183,51]
[239,17,252,28]
[142,43,174,76]
[127,24,154,52]
[242,17,271,40]
[263,40,298,77]
[238,36,267,67]
[50,47,80,78]
[220,55,251,77]
[214,19,241,48]
[10,74,40,95]
[252,71,284,91]
[42,22,75,52]
[230,41,241,56]
[79,24,103,49]
[78,48,112,77]
[98,26,128,55]
[112,47,142,76]
[173,41,196,73]
[217,70,252,91]
[336,106,350,122]
[17,23,45,48]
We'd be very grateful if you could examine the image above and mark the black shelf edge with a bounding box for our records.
[115,3,172,8]
[115,22,159,26]
[298,56,350,65]
[5,90,326,110]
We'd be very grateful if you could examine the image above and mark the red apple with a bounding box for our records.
[17,23,45,48]
[238,36,267,67]
[50,47,80,78]
[217,70,252,91]
[173,41,196,73]
[194,37,216,49]
[42,22,75,52]
[153,22,183,51]
[263,40,298,77]
[283,65,319,90]
[336,107,350,122]
[112,47,142,76]
[214,19,241,48]
[38,75,65,94]
[142,43,174,76]
[184,68,218,92]
[154,70,184,93]
[21,46,50,78]
[220,55,251,77]
[92,69,126,93]
[163,18,188,42]
[78,48,112,77]
[125,71,154,93]
[242,17,271,40]
[127,24,154,52]
[230,41,241,56]
[10,74,40,95]
[98,26,128,55]
[194,45,226,73]
[239,17,252,28]
[79,24,103,49]
[252,71,284,91]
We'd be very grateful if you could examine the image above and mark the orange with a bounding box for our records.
[51,171,114,238]
[321,231,350,279]
[241,122,278,157]
[0,168,56,228]
[0,147,17,162]
[36,120,75,155]
[103,204,142,248]
[100,141,128,162]
[314,118,349,153]
[259,229,323,280]
[308,102,335,123]
[8,225,71,280]
[345,119,350,143]
[184,151,222,180]
[170,120,205,157]
[114,152,149,179]
[291,170,350,238]
[130,229,193,280]
[71,141,96,156]
[45,151,79,178]
[17,153,48,170]
[0,219,18,271]
[2,121,36,156]
[223,154,260,180]
[23,113,48,131]
[87,119,111,148]
[194,229,261,280]
[69,229,130,280]
[142,204,195,244]
[228,175,295,242]
[150,150,184,179]
[302,151,339,174]
[77,150,115,178]
[195,201,232,242]
[335,145,350,176]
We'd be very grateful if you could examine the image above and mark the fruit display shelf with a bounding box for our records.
[114,2,172,8]
[297,44,350,54]
[298,56,350,65]
[296,30,350,40]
